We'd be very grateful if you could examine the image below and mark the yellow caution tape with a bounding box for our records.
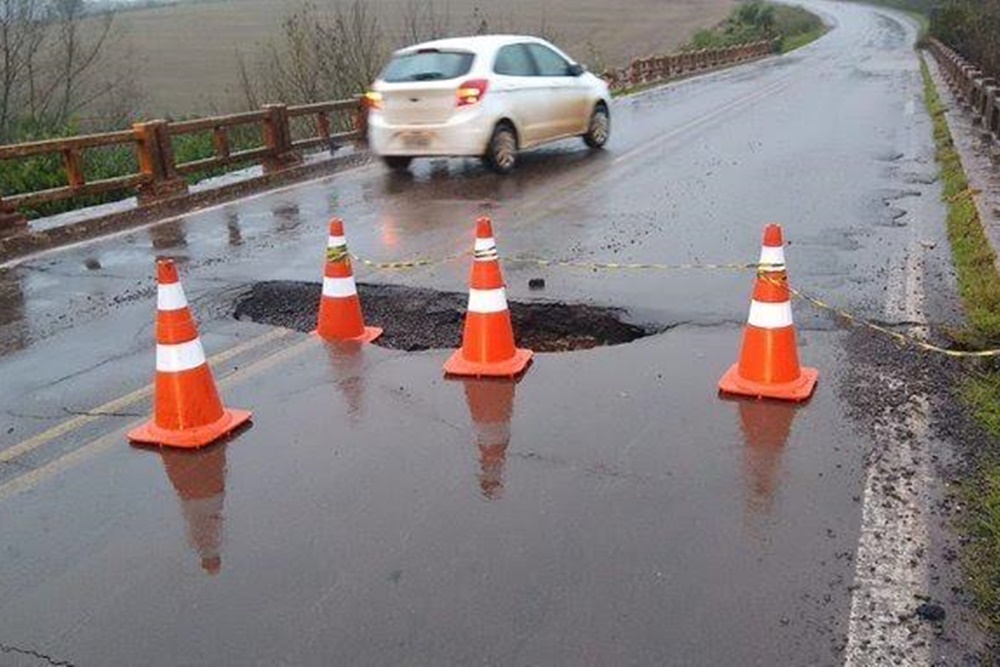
[755,271,1000,359]
[326,244,349,263]
[347,249,1000,358]
[511,257,768,272]
[349,252,458,270]
[350,251,774,273]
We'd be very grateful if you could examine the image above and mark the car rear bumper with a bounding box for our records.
[369,112,494,157]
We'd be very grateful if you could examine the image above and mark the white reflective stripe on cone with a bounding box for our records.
[474,238,496,252]
[758,246,786,270]
[157,339,208,373]
[157,283,188,311]
[467,288,508,314]
[747,300,794,328]
[322,276,359,298]
[327,236,347,248]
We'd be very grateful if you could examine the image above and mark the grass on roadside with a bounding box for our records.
[922,59,1000,345]
[961,369,1000,629]
[921,54,1000,631]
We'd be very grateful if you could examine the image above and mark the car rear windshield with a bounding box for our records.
[381,50,475,82]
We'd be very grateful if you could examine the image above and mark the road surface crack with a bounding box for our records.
[0,642,75,666]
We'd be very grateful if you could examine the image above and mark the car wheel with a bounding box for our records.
[485,123,517,174]
[583,104,610,149]
[382,156,413,171]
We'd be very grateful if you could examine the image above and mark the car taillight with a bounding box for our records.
[364,91,383,110]
[456,79,488,107]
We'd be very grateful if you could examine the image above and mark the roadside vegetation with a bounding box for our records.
[932,0,1000,78]
[920,56,1000,632]
[915,0,1000,635]
[685,2,827,54]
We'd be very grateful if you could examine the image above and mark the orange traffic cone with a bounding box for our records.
[316,219,382,343]
[128,260,252,448]
[444,217,532,377]
[161,444,228,575]
[718,224,818,401]
[463,378,517,500]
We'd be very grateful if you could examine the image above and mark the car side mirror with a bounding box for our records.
[568,63,585,77]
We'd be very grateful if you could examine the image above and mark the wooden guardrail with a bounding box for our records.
[600,40,776,92]
[928,37,1000,146]
[0,98,366,233]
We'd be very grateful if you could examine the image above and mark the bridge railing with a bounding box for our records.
[0,130,153,217]
[928,37,1000,146]
[0,97,366,233]
[600,40,776,91]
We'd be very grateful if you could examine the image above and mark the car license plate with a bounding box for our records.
[401,131,431,149]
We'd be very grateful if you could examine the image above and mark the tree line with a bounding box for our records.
[932,0,1000,77]
[0,0,139,144]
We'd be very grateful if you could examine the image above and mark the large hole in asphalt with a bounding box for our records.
[233,281,659,352]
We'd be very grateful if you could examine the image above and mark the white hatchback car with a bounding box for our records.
[367,35,611,174]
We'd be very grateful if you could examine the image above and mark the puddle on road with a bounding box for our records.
[233,281,658,352]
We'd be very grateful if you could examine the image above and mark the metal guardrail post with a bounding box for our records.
[134,120,188,206]
[262,103,302,174]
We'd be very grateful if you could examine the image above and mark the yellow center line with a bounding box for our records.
[0,332,319,503]
[0,327,293,465]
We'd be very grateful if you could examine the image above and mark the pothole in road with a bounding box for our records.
[233,281,659,352]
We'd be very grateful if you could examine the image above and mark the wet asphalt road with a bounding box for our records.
[0,2,985,665]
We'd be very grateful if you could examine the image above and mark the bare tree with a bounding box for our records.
[0,0,140,141]
[935,0,1000,78]
[400,0,451,45]
[235,0,580,113]
[316,0,384,100]
[0,0,46,138]
[237,1,386,108]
